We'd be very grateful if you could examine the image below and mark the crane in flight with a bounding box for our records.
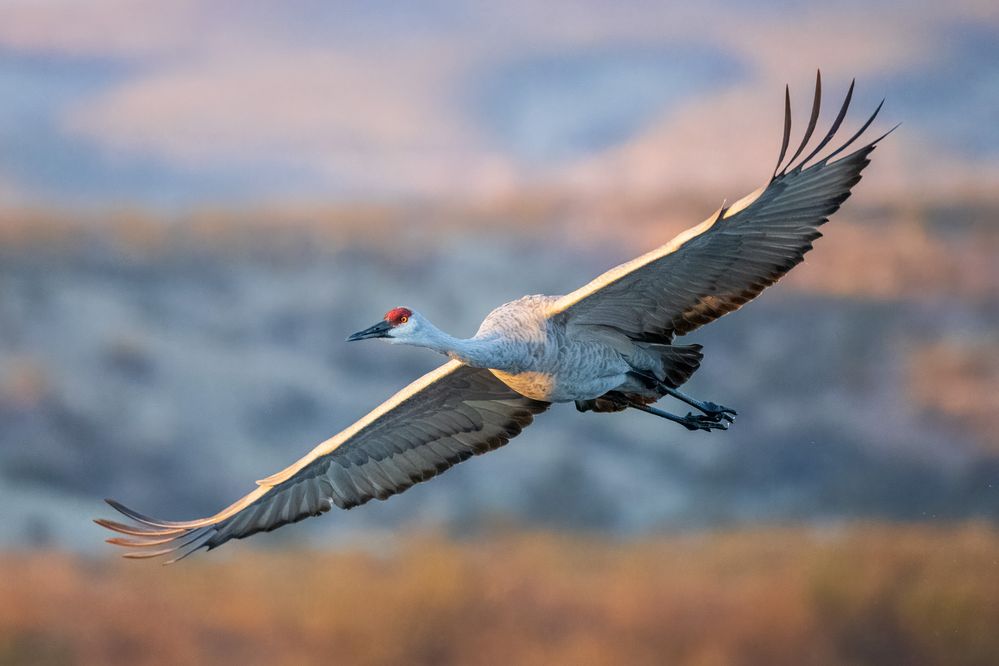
[97,72,893,562]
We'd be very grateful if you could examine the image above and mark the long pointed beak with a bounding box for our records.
[347,320,392,342]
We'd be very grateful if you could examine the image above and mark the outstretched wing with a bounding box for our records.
[96,361,548,562]
[549,72,895,342]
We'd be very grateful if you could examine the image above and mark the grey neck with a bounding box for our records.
[415,325,516,371]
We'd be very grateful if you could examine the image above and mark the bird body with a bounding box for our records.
[97,72,895,562]
[378,294,697,403]
[432,294,665,403]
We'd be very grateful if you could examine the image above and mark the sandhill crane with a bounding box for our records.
[97,72,893,561]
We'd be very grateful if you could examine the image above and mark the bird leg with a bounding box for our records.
[660,387,737,423]
[626,401,729,432]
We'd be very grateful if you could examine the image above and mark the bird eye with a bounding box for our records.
[400,316,408,323]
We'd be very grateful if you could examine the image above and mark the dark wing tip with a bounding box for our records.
[870,121,901,146]
[779,69,823,177]
[772,77,892,178]
[97,497,218,562]
[819,96,886,165]
[104,497,186,528]
[796,78,856,170]
[773,84,793,177]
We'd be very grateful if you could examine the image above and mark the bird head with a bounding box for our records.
[347,307,422,344]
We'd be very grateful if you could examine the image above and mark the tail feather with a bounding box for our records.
[576,344,704,413]
[657,343,703,388]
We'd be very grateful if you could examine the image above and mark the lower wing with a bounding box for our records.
[96,360,549,562]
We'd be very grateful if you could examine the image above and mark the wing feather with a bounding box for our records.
[780,70,822,174]
[549,73,894,342]
[97,360,548,560]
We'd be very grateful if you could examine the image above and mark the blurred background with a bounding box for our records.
[1,1,997,664]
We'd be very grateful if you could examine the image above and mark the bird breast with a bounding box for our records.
[478,295,631,402]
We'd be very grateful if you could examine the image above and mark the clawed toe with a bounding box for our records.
[626,399,734,433]
[660,388,738,428]
[698,402,737,425]
[702,401,738,417]
[681,413,729,432]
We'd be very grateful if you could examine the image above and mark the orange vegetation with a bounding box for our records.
[1,524,998,665]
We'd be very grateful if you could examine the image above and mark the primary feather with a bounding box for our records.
[549,72,895,342]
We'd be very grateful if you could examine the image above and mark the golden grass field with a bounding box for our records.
[2,523,998,666]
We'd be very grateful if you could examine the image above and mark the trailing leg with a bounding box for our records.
[660,386,737,423]
[627,401,729,432]
[626,369,737,426]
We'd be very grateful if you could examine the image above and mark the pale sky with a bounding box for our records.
[0,0,996,209]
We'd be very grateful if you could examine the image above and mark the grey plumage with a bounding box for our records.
[549,72,896,343]
[98,72,892,560]
[97,362,547,562]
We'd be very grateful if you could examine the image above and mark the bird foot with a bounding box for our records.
[679,413,729,432]
[699,401,738,424]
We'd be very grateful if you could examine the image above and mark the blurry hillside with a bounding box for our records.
[0,0,997,551]
[0,189,995,550]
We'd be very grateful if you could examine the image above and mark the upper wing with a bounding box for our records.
[548,72,895,342]
[96,361,548,562]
